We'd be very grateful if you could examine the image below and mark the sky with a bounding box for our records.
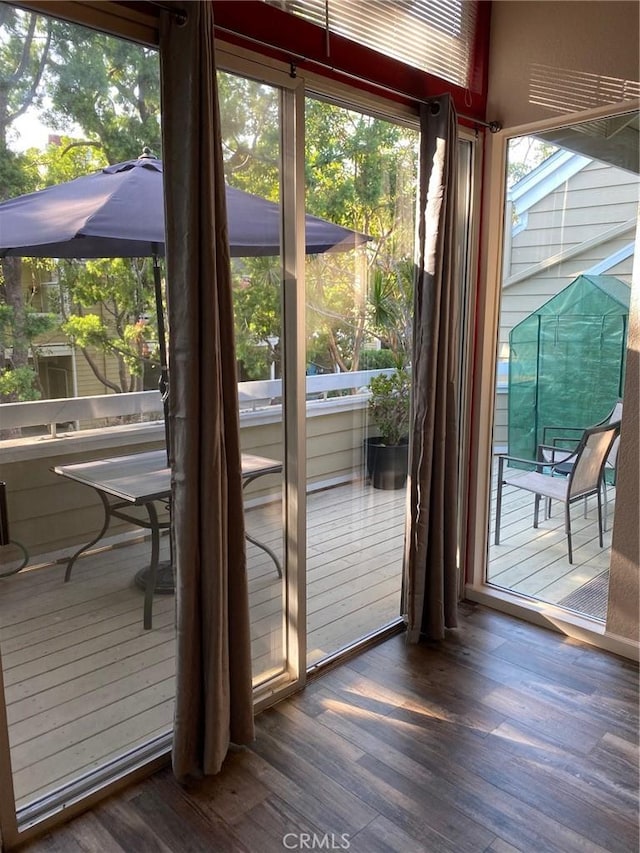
[8,108,55,153]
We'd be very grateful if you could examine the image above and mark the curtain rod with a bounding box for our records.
[214,24,502,132]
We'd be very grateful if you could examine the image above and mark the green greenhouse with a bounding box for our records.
[507,274,630,462]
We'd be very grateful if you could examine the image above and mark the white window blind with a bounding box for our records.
[265,0,478,89]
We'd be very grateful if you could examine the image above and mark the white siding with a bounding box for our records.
[500,159,636,350]
[505,160,639,278]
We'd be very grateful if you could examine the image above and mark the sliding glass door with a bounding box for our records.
[218,69,289,687]
[0,7,478,840]
[486,111,638,618]
[303,97,419,665]
[0,16,300,836]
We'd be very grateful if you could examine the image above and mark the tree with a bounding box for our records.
[367,259,414,367]
[216,75,419,378]
[7,20,164,396]
[35,24,163,394]
[231,257,281,380]
[0,6,52,404]
[303,100,418,372]
[28,142,161,395]
[218,90,419,378]
[42,22,161,164]
[218,71,280,199]
[1,27,419,398]
[507,136,557,188]
[58,257,157,394]
[1,10,162,401]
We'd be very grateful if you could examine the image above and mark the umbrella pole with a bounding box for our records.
[150,252,174,592]
[152,250,171,461]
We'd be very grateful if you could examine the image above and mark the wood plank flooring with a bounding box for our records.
[16,603,639,853]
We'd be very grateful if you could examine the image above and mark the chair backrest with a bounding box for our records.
[606,400,623,469]
[568,421,621,499]
[607,399,623,424]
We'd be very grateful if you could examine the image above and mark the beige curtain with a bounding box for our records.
[159,3,254,779]
[405,95,460,643]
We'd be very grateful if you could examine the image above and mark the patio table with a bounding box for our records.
[53,449,283,629]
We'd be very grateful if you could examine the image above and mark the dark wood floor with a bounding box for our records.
[16,604,639,853]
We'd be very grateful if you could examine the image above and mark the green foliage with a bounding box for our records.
[218,72,280,199]
[0,302,57,348]
[0,365,41,400]
[59,257,157,386]
[23,308,58,339]
[1,10,161,399]
[0,7,52,146]
[0,302,57,401]
[0,8,54,402]
[215,87,418,378]
[232,257,280,379]
[0,145,40,201]
[38,139,107,185]
[62,312,107,345]
[367,368,410,446]
[43,21,161,163]
[358,349,399,370]
[304,99,418,372]
[368,260,414,366]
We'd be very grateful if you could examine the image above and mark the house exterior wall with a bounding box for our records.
[502,161,635,347]
[507,161,638,278]
[493,157,637,447]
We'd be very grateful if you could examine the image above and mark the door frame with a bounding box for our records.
[464,98,640,662]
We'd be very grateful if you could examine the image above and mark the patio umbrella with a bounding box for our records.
[0,151,369,447]
[0,151,368,259]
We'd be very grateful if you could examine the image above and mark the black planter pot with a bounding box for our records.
[364,436,409,490]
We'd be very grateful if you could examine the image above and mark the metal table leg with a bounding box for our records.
[242,472,283,578]
[64,489,112,582]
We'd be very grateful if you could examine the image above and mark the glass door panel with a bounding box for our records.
[487,112,638,619]
[303,98,419,665]
[219,70,287,685]
[0,18,291,830]
[0,9,172,821]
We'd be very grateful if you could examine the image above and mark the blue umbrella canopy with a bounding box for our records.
[0,153,368,259]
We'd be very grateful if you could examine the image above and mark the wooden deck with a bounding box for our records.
[487,460,615,612]
[0,479,406,810]
[0,471,616,811]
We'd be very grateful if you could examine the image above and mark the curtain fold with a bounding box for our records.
[159,2,255,780]
[405,95,461,643]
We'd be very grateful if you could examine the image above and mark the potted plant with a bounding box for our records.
[365,367,411,489]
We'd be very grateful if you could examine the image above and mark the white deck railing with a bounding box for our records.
[0,369,391,435]
[2,369,394,553]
